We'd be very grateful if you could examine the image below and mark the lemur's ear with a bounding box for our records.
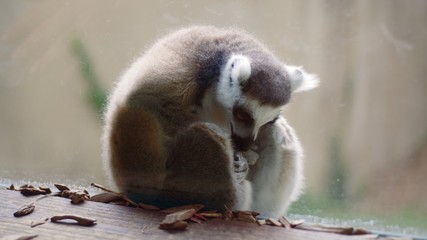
[285,64,319,93]
[227,55,251,86]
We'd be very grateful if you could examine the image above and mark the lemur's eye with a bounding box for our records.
[233,106,254,126]
[235,110,249,121]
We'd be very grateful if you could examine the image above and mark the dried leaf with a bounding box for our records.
[278,216,292,229]
[30,217,49,228]
[121,195,139,207]
[38,186,52,194]
[161,209,196,224]
[159,220,188,230]
[251,211,261,217]
[266,218,283,227]
[257,219,267,225]
[235,211,257,223]
[90,192,123,203]
[290,219,305,227]
[70,193,86,204]
[14,202,35,217]
[198,212,223,218]
[65,191,74,198]
[17,236,38,240]
[138,203,160,210]
[54,183,70,192]
[200,209,218,213]
[161,204,204,214]
[295,223,354,235]
[189,217,203,223]
[66,191,90,204]
[193,213,207,221]
[20,188,48,196]
[223,205,233,220]
[60,190,72,198]
[237,210,259,218]
[51,215,96,226]
[353,228,372,235]
[19,184,34,189]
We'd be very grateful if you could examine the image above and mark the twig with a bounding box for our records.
[90,183,115,193]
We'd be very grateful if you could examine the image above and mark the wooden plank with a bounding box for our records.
[0,189,376,240]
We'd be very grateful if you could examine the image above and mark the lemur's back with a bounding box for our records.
[111,27,286,110]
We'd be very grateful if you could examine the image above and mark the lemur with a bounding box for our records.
[102,26,318,217]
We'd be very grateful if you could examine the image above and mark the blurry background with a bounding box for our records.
[1,0,426,236]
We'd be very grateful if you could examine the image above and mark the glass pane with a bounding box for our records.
[1,1,426,238]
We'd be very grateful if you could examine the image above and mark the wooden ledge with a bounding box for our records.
[0,189,381,239]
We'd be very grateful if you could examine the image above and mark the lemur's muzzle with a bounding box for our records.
[230,124,254,151]
[232,133,254,151]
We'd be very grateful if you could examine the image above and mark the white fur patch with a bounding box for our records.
[230,96,282,140]
[216,55,252,110]
[285,65,319,93]
[230,55,251,84]
[248,100,282,139]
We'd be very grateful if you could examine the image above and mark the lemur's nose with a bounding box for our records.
[231,133,254,152]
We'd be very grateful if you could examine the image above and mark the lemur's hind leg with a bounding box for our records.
[108,106,167,195]
[162,122,251,211]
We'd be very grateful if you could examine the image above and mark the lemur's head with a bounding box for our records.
[216,54,318,151]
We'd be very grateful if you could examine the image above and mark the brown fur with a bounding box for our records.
[109,106,166,192]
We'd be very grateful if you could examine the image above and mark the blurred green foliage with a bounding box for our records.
[71,38,107,120]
